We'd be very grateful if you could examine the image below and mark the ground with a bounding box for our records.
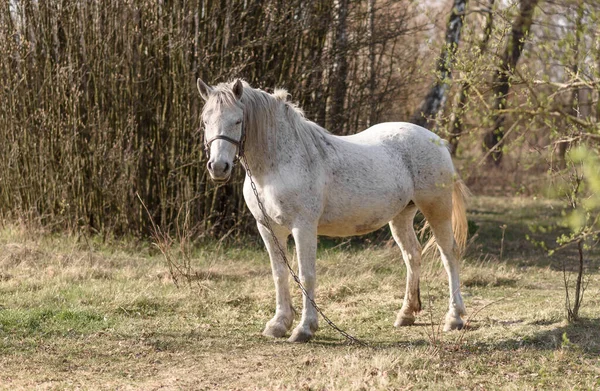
[1,196,599,390]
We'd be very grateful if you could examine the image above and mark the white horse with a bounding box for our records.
[197,78,469,343]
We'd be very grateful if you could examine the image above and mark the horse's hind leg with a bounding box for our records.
[418,197,466,331]
[389,204,422,327]
[257,222,294,338]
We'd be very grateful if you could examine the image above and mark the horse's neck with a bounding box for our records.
[243,113,315,179]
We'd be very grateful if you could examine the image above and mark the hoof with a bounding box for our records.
[394,315,415,327]
[443,317,464,331]
[288,328,313,343]
[262,323,288,338]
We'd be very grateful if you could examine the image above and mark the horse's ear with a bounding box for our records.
[197,78,212,101]
[232,79,244,100]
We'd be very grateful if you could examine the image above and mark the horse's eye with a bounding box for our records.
[235,119,242,125]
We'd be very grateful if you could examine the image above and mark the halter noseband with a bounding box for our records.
[203,121,246,165]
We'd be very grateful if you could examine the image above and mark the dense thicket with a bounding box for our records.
[0,0,423,238]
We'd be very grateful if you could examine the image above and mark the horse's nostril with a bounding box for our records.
[207,161,213,170]
[224,162,230,172]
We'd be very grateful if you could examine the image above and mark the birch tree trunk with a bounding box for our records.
[411,0,468,129]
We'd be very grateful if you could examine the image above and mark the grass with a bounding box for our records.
[1,196,600,390]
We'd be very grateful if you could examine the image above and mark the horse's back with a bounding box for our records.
[345,121,438,140]
[315,122,455,237]
[340,122,455,188]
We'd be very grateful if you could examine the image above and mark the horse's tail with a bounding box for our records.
[451,179,470,257]
[421,178,470,259]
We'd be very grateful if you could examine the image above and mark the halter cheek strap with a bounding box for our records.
[204,121,246,165]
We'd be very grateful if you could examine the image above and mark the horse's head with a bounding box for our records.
[197,78,245,183]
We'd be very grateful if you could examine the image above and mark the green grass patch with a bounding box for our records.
[0,307,108,336]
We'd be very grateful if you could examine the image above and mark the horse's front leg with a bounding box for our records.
[288,224,319,343]
[257,222,294,338]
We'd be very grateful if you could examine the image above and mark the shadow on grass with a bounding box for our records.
[463,276,518,288]
[309,317,600,356]
[191,268,268,282]
[309,334,431,350]
[469,318,600,357]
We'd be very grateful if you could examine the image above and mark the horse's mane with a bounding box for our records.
[204,80,330,161]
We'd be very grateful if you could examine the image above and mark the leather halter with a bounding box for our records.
[203,120,246,165]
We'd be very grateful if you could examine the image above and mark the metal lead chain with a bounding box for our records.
[240,156,367,347]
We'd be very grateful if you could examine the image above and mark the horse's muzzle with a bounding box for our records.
[207,159,233,183]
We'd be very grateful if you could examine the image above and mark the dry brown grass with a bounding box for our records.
[1,196,600,390]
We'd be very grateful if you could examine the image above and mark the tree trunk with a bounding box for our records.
[449,0,495,156]
[367,0,377,127]
[329,0,349,134]
[411,0,468,129]
[306,0,332,126]
[484,0,539,165]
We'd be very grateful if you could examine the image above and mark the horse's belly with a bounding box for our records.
[317,192,409,237]
[317,215,392,237]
